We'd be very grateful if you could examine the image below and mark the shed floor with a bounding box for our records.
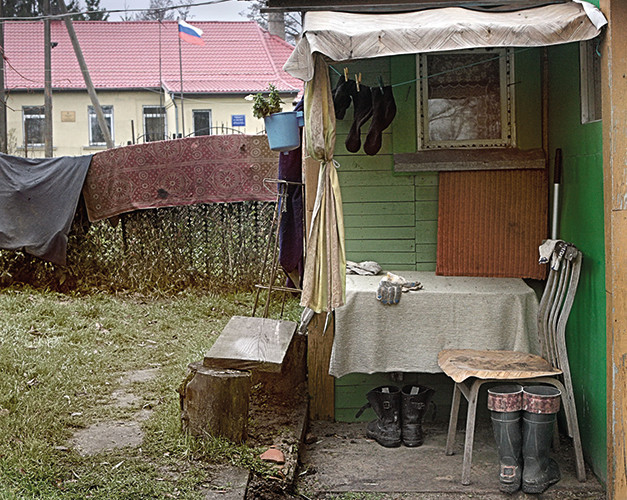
[295,419,605,499]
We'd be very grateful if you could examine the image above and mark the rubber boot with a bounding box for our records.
[488,384,523,493]
[355,385,401,447]
[522,385,561,494]
[401,384,434,447]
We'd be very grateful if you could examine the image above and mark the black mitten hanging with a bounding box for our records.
[345,85,373,153]
[364,86,397,156]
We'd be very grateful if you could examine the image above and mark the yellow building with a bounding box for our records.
[3,20,301,157]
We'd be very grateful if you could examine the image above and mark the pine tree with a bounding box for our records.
[84,0,109,20]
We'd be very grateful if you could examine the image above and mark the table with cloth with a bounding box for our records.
[330,271,540,378]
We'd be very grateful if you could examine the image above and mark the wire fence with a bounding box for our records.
[0,200,278,295]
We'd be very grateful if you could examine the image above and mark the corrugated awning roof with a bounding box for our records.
[284,0,607,81]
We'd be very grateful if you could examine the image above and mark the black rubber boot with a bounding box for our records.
[401,384,434,447]
[522,385,562,494]
[488,385,524,493]
[355,385,401,447]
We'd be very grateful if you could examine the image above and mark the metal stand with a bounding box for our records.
[252,178,303,318]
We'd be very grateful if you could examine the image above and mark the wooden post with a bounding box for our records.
[303,154,335,421]
[179,362,251,443]
[58,0,113,149]
[600,0,627,498]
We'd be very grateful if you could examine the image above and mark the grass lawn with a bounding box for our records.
[0,286,301,499]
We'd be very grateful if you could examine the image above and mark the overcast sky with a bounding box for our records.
[99,0,256,22]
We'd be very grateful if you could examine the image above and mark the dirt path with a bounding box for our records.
[68,368,159,456]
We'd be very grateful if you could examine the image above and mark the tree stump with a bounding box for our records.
[179,362,251,443]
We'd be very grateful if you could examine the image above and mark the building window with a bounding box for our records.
[143,106,167,142]
[417,49,514,149]
[88,105,113,146]
[580,38,602,124]
[193,110,212,136]
[23,106,45,146]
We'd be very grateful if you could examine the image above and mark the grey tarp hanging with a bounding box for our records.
[0,153,92,266]
[284,1,607,82]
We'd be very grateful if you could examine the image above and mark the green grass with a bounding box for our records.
[0,286,301,499]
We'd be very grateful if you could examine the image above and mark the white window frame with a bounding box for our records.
[88,105,114,146]
[416,48,515,149]
[23,106,45,146]
[580,38,602,124]
[143,105,168,142]
[193,109,213,136]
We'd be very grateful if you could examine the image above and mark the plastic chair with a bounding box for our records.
[437,242,586,485]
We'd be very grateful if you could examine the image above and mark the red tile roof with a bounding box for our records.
[4,20,302,94]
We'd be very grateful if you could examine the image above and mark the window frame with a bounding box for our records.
[88,105,114,146]
[22,106,45,146]
[142,105,168,142]
[416,48,516,150]
[580,38,602,124]
[193,109,213,136]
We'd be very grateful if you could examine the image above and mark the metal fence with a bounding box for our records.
[0,201,277,294]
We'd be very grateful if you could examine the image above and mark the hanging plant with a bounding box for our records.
[250,84,284,119]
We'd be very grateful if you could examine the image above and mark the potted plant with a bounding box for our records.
[248,84,304,152]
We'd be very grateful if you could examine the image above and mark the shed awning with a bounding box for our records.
[284,0,607,81]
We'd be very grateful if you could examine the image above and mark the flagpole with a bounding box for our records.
[178,27,185,137]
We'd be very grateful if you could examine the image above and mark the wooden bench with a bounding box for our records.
[179,316,301,442]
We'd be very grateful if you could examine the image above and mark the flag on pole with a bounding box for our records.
[178,20,204,46]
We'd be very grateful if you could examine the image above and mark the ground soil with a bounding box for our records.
[245,380,308,500]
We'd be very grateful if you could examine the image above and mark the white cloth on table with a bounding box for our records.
[330,271,540,377]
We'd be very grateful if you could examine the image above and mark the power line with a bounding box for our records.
[0,0,237,21]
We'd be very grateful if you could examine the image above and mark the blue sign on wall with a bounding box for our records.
[232,115,246,127]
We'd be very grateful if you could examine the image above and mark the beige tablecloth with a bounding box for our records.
[330,272,540,377]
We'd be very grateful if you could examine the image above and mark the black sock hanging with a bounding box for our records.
[333,79,357,120]
[364,85,397,156]
[345,84,373,153]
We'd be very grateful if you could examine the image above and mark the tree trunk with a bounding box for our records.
[179,362,251,443]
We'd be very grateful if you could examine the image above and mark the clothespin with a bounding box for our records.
[343,67,349,82]
[355,72,361,92]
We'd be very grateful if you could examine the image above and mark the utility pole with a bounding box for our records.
[0,0,7,153]
[44,0,53,157]
[58,0,113,149]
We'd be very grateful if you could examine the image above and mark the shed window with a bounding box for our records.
[143,106,167,142]
[580,38,602,124]
[417,49,514,149]
[88,105,114,146]
[23,106,45,146]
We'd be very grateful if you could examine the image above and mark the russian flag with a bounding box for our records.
[178,20,204,46]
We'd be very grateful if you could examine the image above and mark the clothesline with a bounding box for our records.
[329,46,535,89]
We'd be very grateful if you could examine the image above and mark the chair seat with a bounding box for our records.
[438,349,562,383]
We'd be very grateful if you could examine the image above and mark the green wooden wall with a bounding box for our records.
[331,48,545,422]
[547,41,607,484]
[328,9,606,487]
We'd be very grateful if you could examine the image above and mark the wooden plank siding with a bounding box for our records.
[333,55,438,273]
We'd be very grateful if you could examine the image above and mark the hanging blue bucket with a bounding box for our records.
[264,111,304,152]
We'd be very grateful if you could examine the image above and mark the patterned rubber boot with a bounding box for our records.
[488,384,524,493]
[522,385,562,494]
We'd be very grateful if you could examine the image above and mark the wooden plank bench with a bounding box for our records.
[203,316,298,373]
[179,316,301,442]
